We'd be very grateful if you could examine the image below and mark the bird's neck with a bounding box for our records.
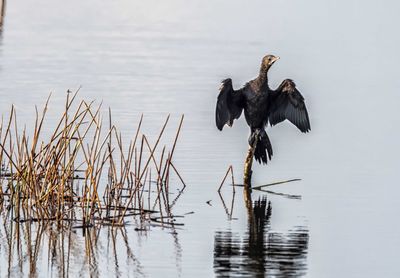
[256,65,270,91]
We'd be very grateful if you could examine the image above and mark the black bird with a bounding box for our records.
[215,55,310,164]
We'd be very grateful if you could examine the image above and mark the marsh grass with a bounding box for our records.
[0,90,186,229]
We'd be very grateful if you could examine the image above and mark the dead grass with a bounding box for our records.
[0,90,186,228]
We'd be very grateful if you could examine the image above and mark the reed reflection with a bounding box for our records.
[0,217,146,278]
[214,190,309,277]
[0,0,5,31]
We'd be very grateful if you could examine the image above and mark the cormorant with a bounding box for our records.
[215,55,310,164]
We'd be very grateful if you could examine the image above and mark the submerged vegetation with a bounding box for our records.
[0,90,186,229]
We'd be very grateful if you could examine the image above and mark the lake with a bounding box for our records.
[0,0,399,277]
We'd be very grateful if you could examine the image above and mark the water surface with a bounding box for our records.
[0,0,399,277]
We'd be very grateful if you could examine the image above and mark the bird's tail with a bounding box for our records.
[249,129,273,165]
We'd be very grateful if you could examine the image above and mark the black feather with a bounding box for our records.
[268,79,311,133]
[215,78,244,130]
[215,55,311,166]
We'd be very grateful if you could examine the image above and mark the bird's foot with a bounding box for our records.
[248,129,261,146]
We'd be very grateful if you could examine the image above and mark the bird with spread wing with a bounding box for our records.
[215,55,310,165]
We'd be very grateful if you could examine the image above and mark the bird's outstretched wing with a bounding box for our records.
[268,79,311,133]
[215,78,244,130]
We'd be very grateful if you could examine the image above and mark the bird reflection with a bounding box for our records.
[214,193,309,277]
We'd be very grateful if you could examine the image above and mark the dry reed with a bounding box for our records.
[0,90,186,228]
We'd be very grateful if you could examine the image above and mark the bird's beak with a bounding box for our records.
[272,56,280,63]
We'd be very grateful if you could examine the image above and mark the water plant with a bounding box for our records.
[0,90,186,228]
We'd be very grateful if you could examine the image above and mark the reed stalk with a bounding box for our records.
[0,92,186,229]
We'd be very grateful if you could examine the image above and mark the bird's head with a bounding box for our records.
[261,54,280,70]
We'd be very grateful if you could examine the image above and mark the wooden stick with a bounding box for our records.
[218,165,232,192]
[243,135,258,189]
[252,178,301,190]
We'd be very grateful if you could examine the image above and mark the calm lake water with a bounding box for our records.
[1,0,400,277]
